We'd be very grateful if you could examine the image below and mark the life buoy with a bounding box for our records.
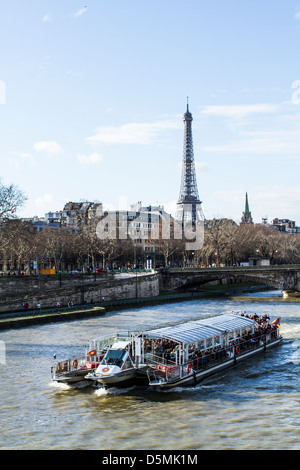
[73,359,78,369]
[187,363,192,373]
[102,367,109,373]
[235,346,241,355]
[88,349,96,357]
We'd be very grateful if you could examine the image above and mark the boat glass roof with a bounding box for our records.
[144,314,256,344]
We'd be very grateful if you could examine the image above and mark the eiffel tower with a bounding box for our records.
[176,99,204,225]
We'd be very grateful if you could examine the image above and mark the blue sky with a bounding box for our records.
[1,0,300,224]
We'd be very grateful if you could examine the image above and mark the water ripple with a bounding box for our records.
[1,294,300,450]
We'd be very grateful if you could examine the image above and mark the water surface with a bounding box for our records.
[1,292,299,450]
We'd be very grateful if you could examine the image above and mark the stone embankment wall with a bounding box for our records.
[0,273,160,313]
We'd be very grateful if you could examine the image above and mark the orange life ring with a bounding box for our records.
[102,367,109,373]
[73,359,78,369]
[88,349,96,357]
[235,346,241,355]
[187,363,192,373]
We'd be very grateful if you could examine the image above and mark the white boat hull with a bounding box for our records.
[88,368,137,386]
[53,369,92,384]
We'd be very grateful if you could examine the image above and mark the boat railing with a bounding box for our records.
[146,355,180,383]
[147,329,281,384]
[52,356,101,378]
[145,352,172,366]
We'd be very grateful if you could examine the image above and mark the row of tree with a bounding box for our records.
[199,218,300,266]
[1,216,300,274]
[1,180,300,273]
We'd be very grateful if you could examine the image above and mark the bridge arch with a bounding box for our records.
[160,266,300,293]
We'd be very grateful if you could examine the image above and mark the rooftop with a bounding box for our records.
[143,314,256,344]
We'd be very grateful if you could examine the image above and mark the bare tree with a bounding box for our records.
[253,225,282,264]
[0,181,27,220]
[200,218,237,266]
[0,220,33,272]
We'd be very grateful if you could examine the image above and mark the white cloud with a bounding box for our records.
[35,193,55,207]
[73,7,88,18]
[86,119,180,146]
[295,10,300,20]
[199,100,300,157]
[202,129,300,155]
[20,153,36,166]
[77,152,102,165]
[34,193,67,213]
[42,14,52,23]
[8,152,36,169]
[195,161,209,172]
[200,103,278,119]
[34,141,63,155]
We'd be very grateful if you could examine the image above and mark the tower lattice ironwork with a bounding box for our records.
[176,99,204,224]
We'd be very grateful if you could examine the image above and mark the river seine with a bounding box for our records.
[1,290,299,450]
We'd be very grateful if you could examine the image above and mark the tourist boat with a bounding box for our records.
[141,313,282,389]
[52,313,282,389]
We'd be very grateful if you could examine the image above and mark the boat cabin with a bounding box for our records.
[135,314,257,366]
[100,341,134,370]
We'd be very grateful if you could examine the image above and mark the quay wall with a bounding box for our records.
[0,273,159,313]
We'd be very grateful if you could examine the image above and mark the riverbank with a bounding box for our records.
[0,284,271,330]
[229,295,300,302]
[0,306,105,330]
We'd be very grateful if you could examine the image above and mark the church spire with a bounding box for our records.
[245,192,250,213]
[241,192,253,224]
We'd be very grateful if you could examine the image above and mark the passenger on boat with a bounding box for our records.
[145,314,280,374]
[186,314,280,372]
[144,338,179,361]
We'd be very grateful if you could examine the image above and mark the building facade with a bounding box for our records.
[272,218,300,234]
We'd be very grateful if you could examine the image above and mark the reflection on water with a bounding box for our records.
[240,289,283,297]
[0,294,300,450]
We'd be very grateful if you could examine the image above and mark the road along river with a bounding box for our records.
[0,290,299,450]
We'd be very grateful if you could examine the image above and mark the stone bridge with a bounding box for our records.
[160,266,300,293]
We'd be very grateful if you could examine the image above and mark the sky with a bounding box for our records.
[1,0,300,224]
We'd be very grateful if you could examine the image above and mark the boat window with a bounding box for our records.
[214,335,221,346]
[122,355,132,370]
[101,349,127,367]
[206,338,213,348]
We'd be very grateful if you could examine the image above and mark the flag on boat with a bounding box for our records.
[272,317,281,325]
